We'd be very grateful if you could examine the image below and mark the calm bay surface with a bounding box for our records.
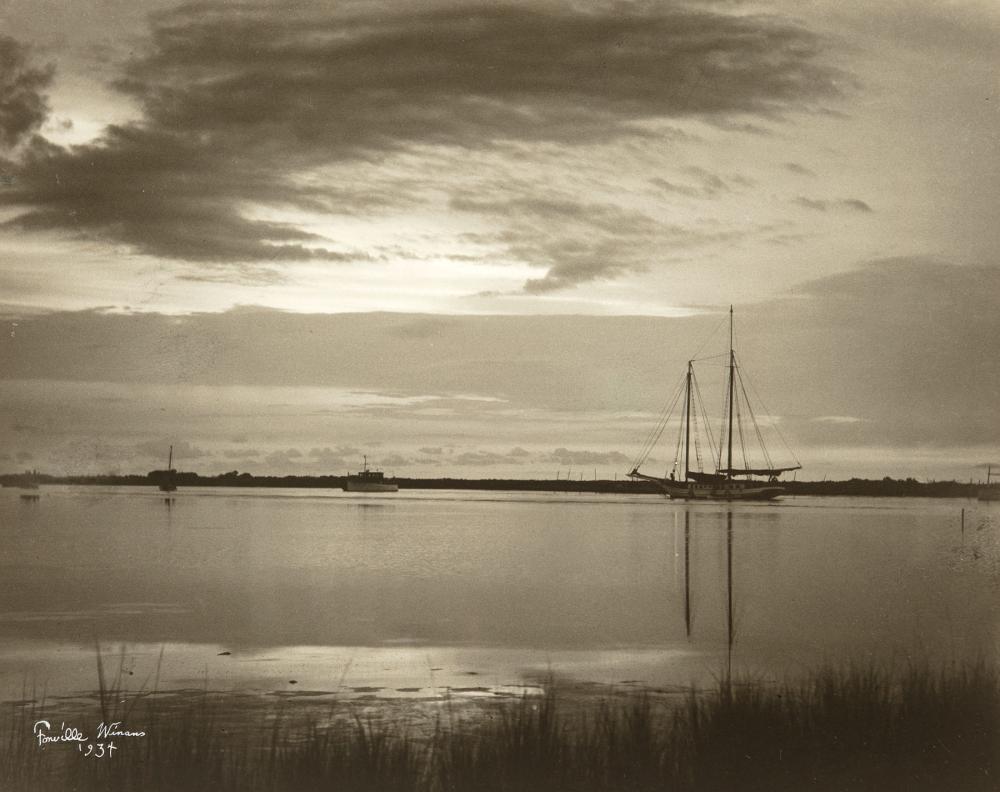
[1,486,997,701]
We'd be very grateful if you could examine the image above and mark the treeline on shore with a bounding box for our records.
[0,470,986,498]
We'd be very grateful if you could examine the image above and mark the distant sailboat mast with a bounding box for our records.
[727,306,735,482]
[159,444,177,493]
[684,361,693,481]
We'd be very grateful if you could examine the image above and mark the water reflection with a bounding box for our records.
[684,510,691,639]
[0,488,996,699]
[726,510,733,676]
[677,508,735,675]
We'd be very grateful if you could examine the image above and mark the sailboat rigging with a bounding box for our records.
[629,307,800,500]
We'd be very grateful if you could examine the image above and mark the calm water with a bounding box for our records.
[1,486,997,700]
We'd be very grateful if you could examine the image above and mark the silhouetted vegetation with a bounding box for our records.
[782,476,977,499]
[3,662,996,791]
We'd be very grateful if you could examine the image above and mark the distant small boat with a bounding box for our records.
[629,307,800,501]
[344,456,398,493]
[158,446,177,492]
[19,469,40,491]
[978,465,1000,502]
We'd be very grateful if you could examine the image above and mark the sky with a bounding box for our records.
[0,0,997,480]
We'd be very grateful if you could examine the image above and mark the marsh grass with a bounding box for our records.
[2,660,996,792]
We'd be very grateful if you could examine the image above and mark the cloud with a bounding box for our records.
[453,188,751,293]
[765,258,1000,448]
[547,447,631,466]
[134,439,209,461]
[223,447,261,459]
[306,446,357,468]
[650,166,753,198]
[454,451,512,466]
[0,36,53,150]
[833,3,1000,59]
[517,224,750,294]
[262,448,306,468]
[840,198,874,213]
[5,258,994,458]
[127,2,842,137]
[784,161,816,177]
[453,192,660,292]
[1,2,843,271]
[793,196,873,212]
[3,128,375,269]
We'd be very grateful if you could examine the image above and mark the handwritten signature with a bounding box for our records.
[32,720,146,758]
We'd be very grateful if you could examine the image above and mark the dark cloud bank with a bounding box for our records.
[0,1,844,284]
[0,36,53,150]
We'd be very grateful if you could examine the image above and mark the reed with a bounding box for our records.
[2,660,996,792]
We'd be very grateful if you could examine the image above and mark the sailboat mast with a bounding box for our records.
[168,444,173,470]
[684,361,693,480]
[726,306,734,480]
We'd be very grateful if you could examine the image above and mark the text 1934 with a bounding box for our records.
[32,720,146,759]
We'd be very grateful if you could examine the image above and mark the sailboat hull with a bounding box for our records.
[659,481,785,501]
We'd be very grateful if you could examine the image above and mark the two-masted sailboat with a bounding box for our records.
[629,307,800,500]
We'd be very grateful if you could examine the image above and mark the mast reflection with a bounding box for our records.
[684,509,691,639]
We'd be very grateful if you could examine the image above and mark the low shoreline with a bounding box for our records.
[0,472,988,498]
